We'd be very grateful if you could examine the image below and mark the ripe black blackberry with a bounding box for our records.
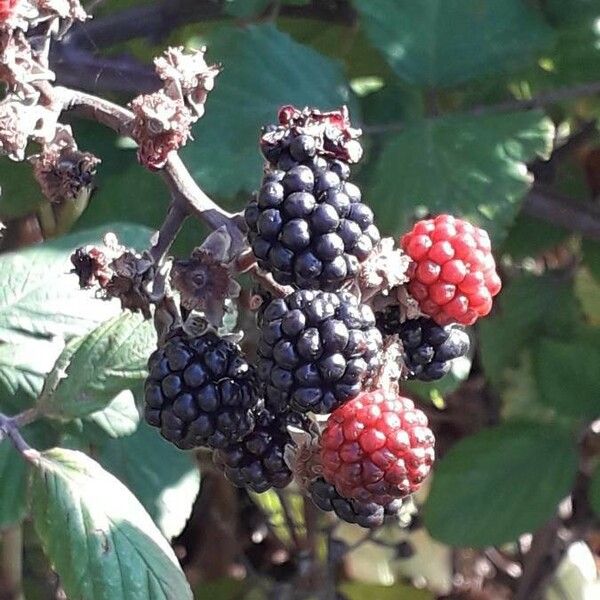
[244,107,380,291]
[144,330,259,450]
[258,290,382,414]
[308,478,403,528]
[215,409,309,493]
[377,312,470,381]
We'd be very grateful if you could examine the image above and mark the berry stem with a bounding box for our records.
[0,524,25,600]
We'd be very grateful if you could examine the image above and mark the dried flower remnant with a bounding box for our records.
[154,46,220,119]
[31,128,100,202]
[130,90,193,170]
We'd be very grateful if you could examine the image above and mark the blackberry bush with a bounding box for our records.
[257,289,382,414]
[144,330,259,450]
[244,107,380,290]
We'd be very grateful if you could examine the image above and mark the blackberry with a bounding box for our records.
[258,290,382,414]
[215,410,309,493]
[144,330,259,450]
[377,313,470,382]
[308,478,403,529]
[245,108,380,291]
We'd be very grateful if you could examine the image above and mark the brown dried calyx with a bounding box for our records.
[71,233,155,318]
[30,128,100,203]
[261,105,363,164]
[170,227,241,327]
[130,47,220,170]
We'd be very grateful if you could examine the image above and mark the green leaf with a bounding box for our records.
[340,581,433,600]
[40,313,155,420]
[424,421,578,547]
[0,422,59,529]
[97,422,200,540]
[543,0,600,26]
[500,213,570,260]
[31,448,192,600]
[367,111,554,241]
[353,0,553,87]
[0,223,152,345]
[533,333,600,419]
[589,464,600,519]
[182,24,356,197]
[85,389,141,438]
[224,0,270,18]
[582,239,600,282]
[479,273,581,386]
[0,159,44,219]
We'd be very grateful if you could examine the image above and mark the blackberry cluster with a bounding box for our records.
[257,290,382,414]
[377,312,470,381]
[215,410,309,493]
[309,478,403,529]
[244,109,380,290]
[144,331,259,449]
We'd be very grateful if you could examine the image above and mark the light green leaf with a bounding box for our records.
[340,581,433,600]
[0,223,153,345]
[479,273,582,387]
[40,313,155,420]
[98,422,200,540]
[86,390,141,438]
[533,333,600,420]
[424,421,578,547]
[32,448,192,600]
[182,24,356,197]
[353,0,554,87]
[367,111,554,241]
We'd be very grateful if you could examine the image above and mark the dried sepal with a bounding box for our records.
[154,46,220,120]
[261,105,363,164]
[36,0,87,22]
[71,233,155,318]
[0,0,37,31]
[30,127,100,203]
[130,90,193,170]
[284,416,323,492]
[357,237,411,302]
[170,227,241,327]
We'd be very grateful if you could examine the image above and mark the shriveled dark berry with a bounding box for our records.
[144,331,259,450]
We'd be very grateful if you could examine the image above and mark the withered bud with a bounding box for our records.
[261,105,363,164]
[71,246,113,288]
[0,1,36,31]
[170,227,241,327]
[154,46,220,120]
[31,129,100,202]
[71,234,155,319]
[357,237,411,302]
[37,0,87,22]
[130,90,193,170]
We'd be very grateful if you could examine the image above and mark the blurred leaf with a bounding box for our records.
[424,421,578,546]
[40,313,154,420]
[0,223,152,345]
[194,578,245,600]
[545,541,600,600]
[480,273,581,386]
[249,489,305,548]
[500,213,569,260]
[533,331,600,419]
[224,0,270,18]
[97,422,200,540]
[182,24,356,197]
[340,581,433,600]
[0,422,60,529]
[368,111,554,241]
[543,0,600,26]
[589,464,600,518]
[575,267,600,325]
[582,239,600,281]
[353,0,553,87]
[0,159,43,219]
[32,448,192,600]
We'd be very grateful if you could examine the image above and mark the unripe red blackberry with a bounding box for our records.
[308,477,403,528]
[215,409,310,493]
[320,390,435,505]
[245,106,380,291]
[401,215,501,325]
[377,312,470,381]
[144,330,259,450]
[257,290,382,414]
